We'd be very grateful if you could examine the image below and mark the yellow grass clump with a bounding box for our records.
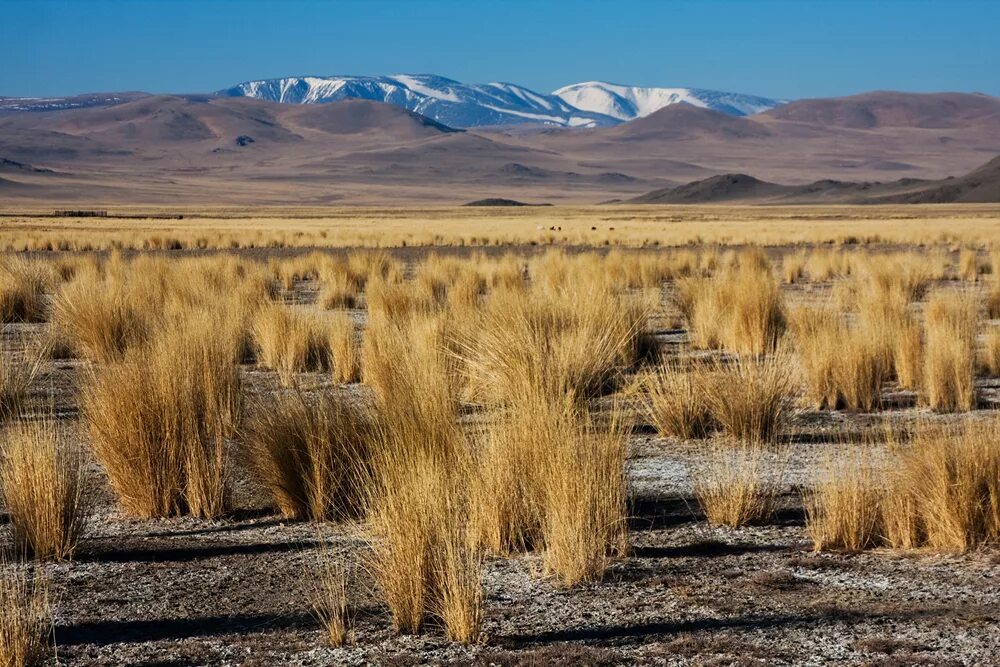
[1,420,87,561]
[328,313,359,384]
[805,450,884,552]
[640,360,715,439]
[922,291,977,412]
[0,258,47,324]
[366,448,481,642]
[0,565,51,667]
[83,313,242,518]
[889,422,1000,552]
[253,305,332,385]
[0,350,38,425]
[692,442,781,527]
[706,355,794,443]
[678,252,786,356]
[312,552,350,647]
[244,392,374,521]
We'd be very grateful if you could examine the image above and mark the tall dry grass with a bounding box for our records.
[1,420,87,561]
[253,306,332,385]
[365,428,481,642]
[706,355,794,443]
[0,258,47,324]
[312,552,350,647]
[0,349,38,425]
[691,442,781,527]
[805,450,884,552]
[640,360,715,439]
[923,291,977,412]
[890,422,1000,552]
[83,312,242,518]
[677,253,786,356]
[244,392,374,521]
[0,565,51,667]
[328,313,359,384]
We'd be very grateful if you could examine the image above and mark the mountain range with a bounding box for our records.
[3,74,785,129]
[0,76,998,205]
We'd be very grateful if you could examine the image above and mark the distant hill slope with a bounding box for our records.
[626,155,1000,204]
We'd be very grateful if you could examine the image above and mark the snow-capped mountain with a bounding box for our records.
[552,81,784,120]
[220,74,618,128]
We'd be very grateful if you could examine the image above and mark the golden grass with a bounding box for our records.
[982,326,1000,377]
[0,565,51,667]
[0,349,38,425]
[3,205,1000,251]
[312,552,350,647]
[0,420,86,561]
[923,291,977,412]
[891,422,1000,552]
[640,361,714,439]
[328,313,359,384]
[244,392,374,521]
[692,442,781,527]
[51,270,148,362]
[679,253,786,356]
[83,312,242,518]
[365,441,481,641]
[805,449,883,552]
[538,398,628,587]
[0,258,47,324]
[706,355,793,443]
[253,305,331,385]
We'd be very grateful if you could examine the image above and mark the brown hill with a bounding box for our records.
[762,91,1000,130]
[605,103,772,141]
[627,155,1000,205]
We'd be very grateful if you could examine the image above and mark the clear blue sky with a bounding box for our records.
[2,0,997,99]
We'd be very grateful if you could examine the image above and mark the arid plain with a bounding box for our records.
[1,205,999,665]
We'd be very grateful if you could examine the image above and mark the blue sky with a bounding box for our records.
[2,0,997,99]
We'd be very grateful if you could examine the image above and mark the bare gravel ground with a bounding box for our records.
[3,271,1000,666]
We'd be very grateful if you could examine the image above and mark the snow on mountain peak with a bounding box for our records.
[552,81,784,120]
[220,74,784,129]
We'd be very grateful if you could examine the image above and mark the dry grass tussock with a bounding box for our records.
[462,279,645,404]
[805,448,884,552]
[923,291,977,412]
[468,389,628,586]
[808,421,1000,553]
[0,348,39,425]
[328,312,359,383]
[312,551,351,647]
[0,258,48,324]
[52,253,275,363]
[886,421,1000,552]
[640,360,715,439]
[692,442,783,527]
[244,392,374,521]
[361,305,481,642]
[363,379,481,642]
[790,305,890,411]
[252,305,332,385]
[83,311,243,518]
[1,420,87,561]
[705,354,794,443]
[0,565,51,667]
[676,250,786,356]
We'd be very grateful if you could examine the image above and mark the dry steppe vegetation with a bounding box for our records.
[1,206,1000,665]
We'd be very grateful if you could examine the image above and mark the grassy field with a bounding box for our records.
[2,204,1000,250]
[1,206,1000,665]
